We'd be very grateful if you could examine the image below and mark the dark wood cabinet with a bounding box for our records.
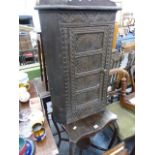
[36,0,120,124]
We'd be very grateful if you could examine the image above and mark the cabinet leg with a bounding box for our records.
[69,142,76,155]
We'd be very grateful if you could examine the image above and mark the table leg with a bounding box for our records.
[51,113,62,147]
[79,149,83,155]
[108,121,118,149]
[69,142,76,155]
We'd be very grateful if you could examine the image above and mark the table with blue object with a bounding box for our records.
[20,81,59,155]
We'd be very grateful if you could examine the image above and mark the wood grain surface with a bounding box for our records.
[19,80,59,155]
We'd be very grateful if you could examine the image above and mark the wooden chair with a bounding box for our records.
[107,68,135,154]
[107,67,130,103]
[110,52,124,69]
[125,51,135,92]
[120,77,135,111]
[108,52,135,103]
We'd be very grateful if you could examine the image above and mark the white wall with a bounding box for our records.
[111,0,135,25]
[112,0,135,13]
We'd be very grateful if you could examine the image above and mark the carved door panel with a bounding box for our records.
[69,26,109,117]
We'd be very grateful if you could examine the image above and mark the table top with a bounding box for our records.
[19,81,59,155]
[64,110,117,143]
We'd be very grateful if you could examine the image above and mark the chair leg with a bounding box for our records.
[130,145,135,155]
[43,103,50,126]
[108,123,118,149]
[69,142,76,155]
[51,113,70,148]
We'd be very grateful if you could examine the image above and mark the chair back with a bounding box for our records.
[107,68,129,103]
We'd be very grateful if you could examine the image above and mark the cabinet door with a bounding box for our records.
[68,26,110,120]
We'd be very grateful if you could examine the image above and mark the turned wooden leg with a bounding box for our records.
[69,141,76,155]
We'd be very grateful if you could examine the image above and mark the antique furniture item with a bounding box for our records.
[120,77,135,111]
[36,0,121,124]
[63,110,117,155]
[107,68,135,154]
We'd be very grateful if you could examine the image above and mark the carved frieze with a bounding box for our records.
[59,11,116,26]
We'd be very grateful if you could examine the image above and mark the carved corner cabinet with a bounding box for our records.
[35,0,121,124]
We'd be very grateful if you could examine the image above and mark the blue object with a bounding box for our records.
[25,139,35,155]
[34,131,46,142]
[116,32,135,52]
